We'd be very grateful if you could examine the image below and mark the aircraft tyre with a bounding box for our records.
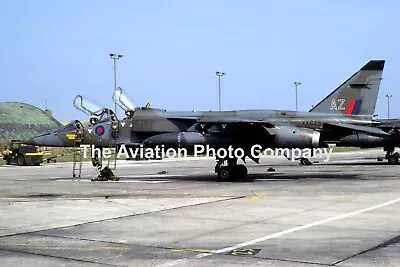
[217,166,231,181]
[217,165,248,181]
[388,154,399,165]
[17,153,26,166]
[300,158,312,165]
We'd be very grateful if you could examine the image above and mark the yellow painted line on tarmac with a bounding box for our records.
[170,248,213,253]
[238,192,266,202]
[248,192,266,201]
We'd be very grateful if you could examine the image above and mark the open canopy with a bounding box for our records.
[112,87,136,111]
[73,95,105,116]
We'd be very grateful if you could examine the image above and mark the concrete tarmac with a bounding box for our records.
[0,149,399,266]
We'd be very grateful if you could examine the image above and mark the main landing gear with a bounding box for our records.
[90,154,119,181]
[215,157,248,181]
[299,158,312,165]
[384,147,399,165]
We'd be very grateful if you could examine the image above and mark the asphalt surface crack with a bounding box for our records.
[332,234,400,265]
[0,195,245,238]
[0,247,120,266]
[222,253,333,266]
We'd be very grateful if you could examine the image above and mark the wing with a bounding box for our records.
[323,122,390,137]
[171,116,390,142]
[196,118,389,137]
[376,119,400,130]
[167,116,276,136]
[196,117,275,128]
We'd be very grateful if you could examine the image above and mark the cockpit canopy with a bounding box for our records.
[73,95,119,125]
[56,120,83,132]
[88,109,118,125]
[74,88,138,121]
[112,87,137,112]
[73,95,105,116]
[98,109,117,122]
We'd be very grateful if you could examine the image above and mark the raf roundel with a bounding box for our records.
[95,125,105,136]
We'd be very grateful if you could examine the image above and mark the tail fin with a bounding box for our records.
[309,60,385,116]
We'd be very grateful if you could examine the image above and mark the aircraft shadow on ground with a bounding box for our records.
[318,162,392,166]
[115,172,363,182]
[49,168,363,183]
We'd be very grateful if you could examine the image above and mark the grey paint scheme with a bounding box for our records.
[25,60,389,153]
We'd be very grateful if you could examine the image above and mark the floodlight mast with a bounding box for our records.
[386,94,393,119]
[294,81,301,112]
[109,53,123,117]
[216,71,226,111]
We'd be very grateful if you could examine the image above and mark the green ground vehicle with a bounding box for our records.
[2,140,43,166]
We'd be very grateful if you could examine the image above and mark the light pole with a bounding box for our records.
[294,81,301,111]
[216,71,225,111]
[109,53,123,117]
[386,94,392,119]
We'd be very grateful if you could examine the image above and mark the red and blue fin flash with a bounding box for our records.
[345,99,362,115]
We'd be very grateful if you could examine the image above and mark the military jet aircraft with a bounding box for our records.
[25,59,389,180]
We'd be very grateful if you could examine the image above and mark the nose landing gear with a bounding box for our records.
[91,153,119,181]
[384,147,399,165]
[215,157,248,181]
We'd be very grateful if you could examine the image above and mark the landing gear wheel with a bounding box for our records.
[300,158,312,165]
[217,166,231,181]
[91,166,120,181]
[17,154,26,166]
[388,154,399,165]
[215,155,249,181]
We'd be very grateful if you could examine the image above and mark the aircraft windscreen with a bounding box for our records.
[98,109,118,122]
[57,120,83,132]
[112,87,136,111]
[73,95,105,116]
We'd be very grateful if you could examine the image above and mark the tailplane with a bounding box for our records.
[309,60,385,116]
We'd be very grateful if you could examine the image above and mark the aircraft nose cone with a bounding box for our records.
[24,133,65,147]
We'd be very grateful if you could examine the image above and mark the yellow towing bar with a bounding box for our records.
[25,152,44,156]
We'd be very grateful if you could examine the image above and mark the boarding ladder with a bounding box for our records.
[105,121,119,170]
[72,125,84,178]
